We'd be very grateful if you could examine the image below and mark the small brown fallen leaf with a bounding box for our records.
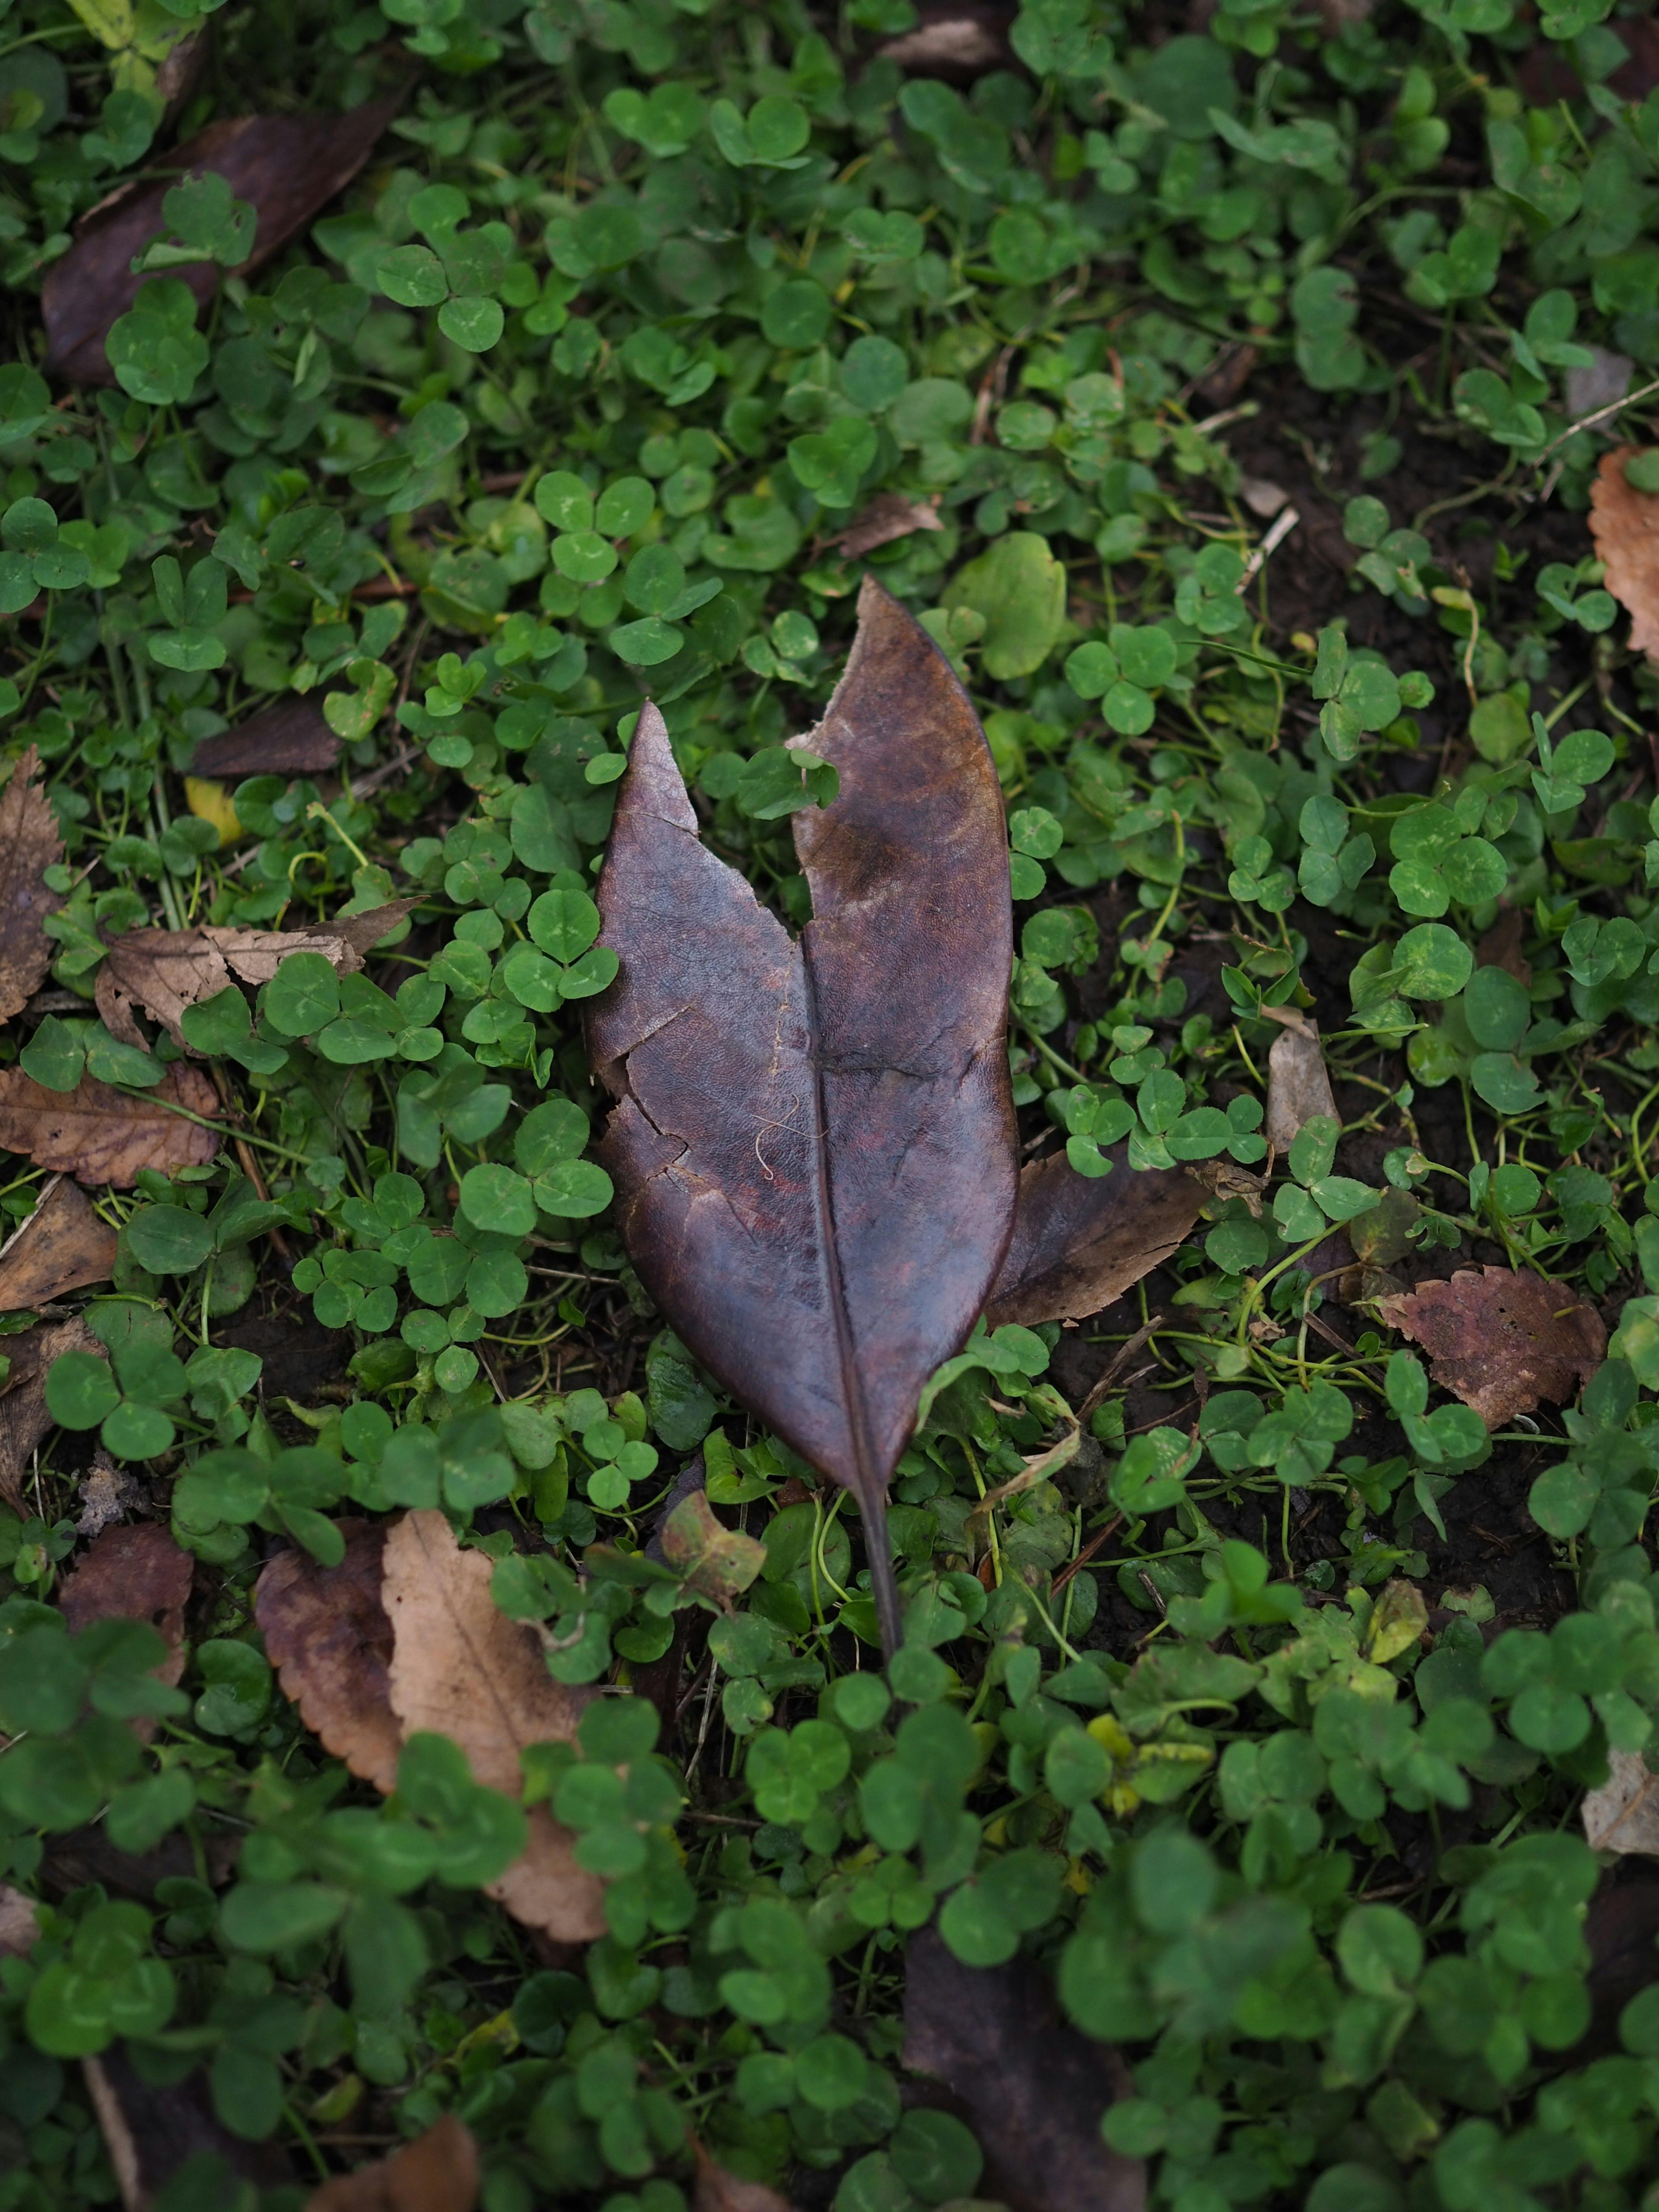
[305,2113,479,2212]
[0,748,62,1025]
[693,2141,794,2212]
[0,1314,105,1513]
[97,903,418,1047]
[834,493,943,561]
[1476,905,1532,987]
[1263,1011,1338,1157]
[986,1147,1205,1327]
[42,98,402,385]
[383,1511,607,1941]
[1584,1748,1659,1854]
[1590,446,1659,658]
[904,1925,1146,2212]
[59,1521,192,1740]
[0,1883,38,1958]
[0,1063,219,1185]
[256,1519,403,1795]
[190,693,340,781]
[0,1175,118,1311]
[660,1488,768,1604]
[1377,1265,1606,1428]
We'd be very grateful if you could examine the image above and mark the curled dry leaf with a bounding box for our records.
[1377,1265,1606,1428]
[0,747,62,1025]
[693,2142,794,2212]
[588,578,1015,1654]
[255,1518,404,1795]
[986,1146,1205,1328]
[903,1926,1146,2212]
[0,1062,219,1185]
[1263,1011,1338,1157]
[189,693,340,781]
[834,493,943,561]
[1583,1747,1659,1854]
[42,97,402,385]
[306,2114,480,2212]
[1589,446,1659,658]
[0,1314,104,1513]
[96,902,417,1047]
[0,1174,118,1311]
[382,1510,606,1942]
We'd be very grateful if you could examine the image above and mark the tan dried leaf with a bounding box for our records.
[0,1175,118,1310]
[1584,1747,1659,1854]
[987,1147,1205,1327]
[59,1520,192,1738]
[1590,446,1659,657]
[1376,1265,1606,1428]
[256,1519,403,1795]
[1263,1012,1338,1157]
[95,928,234,1048]
[208,900,419,986]
[306,2114,479,2212]
[383,1511,607,1941]
[834,493,943,561]
[879,6,1009,76]
[0,748,62,1025]
[0,1315,104,1513]
[0,1882,38,1958]
[693,2142,795,2212]
[0,1063,219,1185]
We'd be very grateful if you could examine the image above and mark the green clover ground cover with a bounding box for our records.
[15,0,1659,2203]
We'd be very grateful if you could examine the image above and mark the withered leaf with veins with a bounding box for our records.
[587,578,1016,1652]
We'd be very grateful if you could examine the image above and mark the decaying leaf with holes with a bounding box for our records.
[588,578,1016,1654]
[1377,1266,1606,1428]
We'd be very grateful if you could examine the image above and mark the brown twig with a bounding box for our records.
[207,1064,291,1259]
[1051,1513,1124,1598]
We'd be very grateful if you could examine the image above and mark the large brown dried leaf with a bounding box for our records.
[0,748,62,1024]
[1583,1748,1659,1854]
[0,1315,104,1512]
[1590,446,1659,658]
[1263,1012,1338,1157]
[0,1063,219,1185]
[190,694,339,781]
[588,578,1015,1653]
[306,2115,479,2212]
[95,903,416,1047]
[0,1175,118,1310]
[834,493,942,561]
[987,1146,1205,1328]
[42,98,401,385]
[903,1926,1145,2212]
[1377,1265,1606,1428]
[256,1519,403,1795]
[382,1511,606,1941]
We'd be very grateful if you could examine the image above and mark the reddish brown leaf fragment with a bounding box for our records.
[59,1522,192,1737]
[305,2114,480,2212]
[255,1519,402,1795]
[1590,446,1659,658]
[834,493,943,561]
[987,1147,1205,1328]
[903,1926,1146,2212]
[0,1175,118,1310]
[0,747,63,1025]
[0,1064,219,1185]
[42,97,402,385]
[588,578,1016,1653]
[0,1315,105,1512]
[1377,1265,1606,1428]
[189,694,340,781]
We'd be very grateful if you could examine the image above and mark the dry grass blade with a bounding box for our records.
[1583,1748,1659,1854]
[382,1510,606,1941]
[1589,446,1659,657]
[305,2114,479,2211]
[834,493,942,560]
[0,1063,219,1185]
[189,695,339,780]
[0,1314,104,1512]
[0,1175,118,1310]
[0,747,62,1025]
[41,96,402,385]
[1263,1011,1338,1157]
[1376,1265,1606,1428]
[987,1147,1205,1327]
[903,1926,1146,2212]
[255,1519,403,1794]
[693,2142,795,2212]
